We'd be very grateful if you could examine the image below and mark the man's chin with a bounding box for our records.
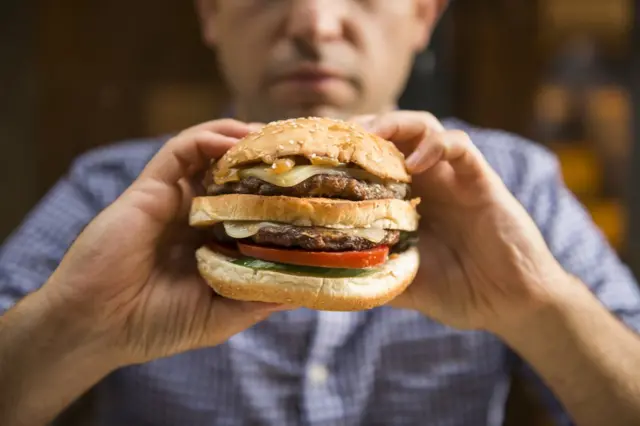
[243,104,354,123]
[237,99,358,123]
[283,104,354,120]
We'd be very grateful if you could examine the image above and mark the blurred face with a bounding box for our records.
[197,0,445,122]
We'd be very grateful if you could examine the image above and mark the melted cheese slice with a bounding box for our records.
[223,221,388,243]
[239,165,382,187]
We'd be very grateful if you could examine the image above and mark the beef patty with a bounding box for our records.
[207,175,410,201]
[213,224,400,251]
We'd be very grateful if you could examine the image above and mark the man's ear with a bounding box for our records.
[413,0,449,51]
[195,0,218,48]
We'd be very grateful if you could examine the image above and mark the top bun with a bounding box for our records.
[212,117,410,185]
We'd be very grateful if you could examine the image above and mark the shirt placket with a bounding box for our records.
[301,310,365,426]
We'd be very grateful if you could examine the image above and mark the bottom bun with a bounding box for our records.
[196,246,419,311]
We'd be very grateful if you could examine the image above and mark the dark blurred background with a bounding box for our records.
[2,0,636,255]
[0,1,638,424]
[1,0,634,250]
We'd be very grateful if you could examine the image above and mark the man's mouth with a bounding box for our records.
[273,64,347,89]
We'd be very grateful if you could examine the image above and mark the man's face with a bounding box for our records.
[197,0,444,122]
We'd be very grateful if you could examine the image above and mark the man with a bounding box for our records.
[1,1,640,425]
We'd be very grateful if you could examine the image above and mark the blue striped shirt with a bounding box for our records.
[2,118,640,426]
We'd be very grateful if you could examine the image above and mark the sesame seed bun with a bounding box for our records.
[196,246,419,311]
[211,117,411,184]
[192,116,420,311]
[190,195,420,231]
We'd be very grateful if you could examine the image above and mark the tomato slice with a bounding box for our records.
[237,243,389,269]
[209,241,241,259]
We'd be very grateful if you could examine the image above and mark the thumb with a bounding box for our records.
[197,298,291,347]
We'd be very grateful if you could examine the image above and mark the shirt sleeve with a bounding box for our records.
[0,163,103,315]
[512,149,640,425]
[0,140,157,315]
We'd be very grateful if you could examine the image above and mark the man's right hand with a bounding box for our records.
[44,119,288,364]
[0,119,286,426]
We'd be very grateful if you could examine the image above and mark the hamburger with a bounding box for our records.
[190,117,420,311]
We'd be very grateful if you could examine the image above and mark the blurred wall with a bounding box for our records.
[0,2,38,242]
[0,0,632,256]
[453,0,540,138]
[0,1,230,242]
[0,1,453,243]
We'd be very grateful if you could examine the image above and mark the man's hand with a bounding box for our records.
[353,111,640,426]
[40,119,286,364]
[1,118,291,426]
[352,111,567,332]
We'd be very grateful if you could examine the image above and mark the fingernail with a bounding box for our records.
[405,153,420,171]
[360,120,376,132]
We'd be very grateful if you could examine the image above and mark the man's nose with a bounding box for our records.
[286,0,346,42]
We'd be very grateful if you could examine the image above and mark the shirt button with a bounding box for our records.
[308,363,329,385]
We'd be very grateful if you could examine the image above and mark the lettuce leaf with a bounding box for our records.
[231,258,378,278]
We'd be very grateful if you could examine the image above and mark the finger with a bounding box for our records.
[407,130,488,178]
[386,292,416,311]
[199,298,293,347]
[362,110,445,137]
[359,111,445,158]
[177,177,198,219]
[348,114,377,128]
[361,112,488,178]
[248,122,266,131]
[139,131,235,186]
[138,121,253,186]
[182,118,256,140]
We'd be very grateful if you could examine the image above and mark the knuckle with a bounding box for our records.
[416,110,437,120]
[214,118,240,127]
[193,129,215,141]
[412,110,444,130]
[447,130,473,145]
[184,118,240,136]
[349,113,376,123]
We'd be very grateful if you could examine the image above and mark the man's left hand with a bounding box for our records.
[351,111,569,332]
